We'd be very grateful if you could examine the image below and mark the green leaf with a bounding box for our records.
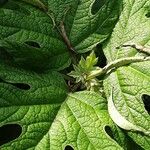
[69,51,99,79]
[102,1,150,149]
[1,0,150,149]
[0,0,121,70]
[0,64,123,149]
[104,61,150,149]
[48,0,121,53]
[85,51,98,70]
[0,40,62,71]
[108,88,150,135]
[0,0,70,71]
[103,0,150,61]
[22,0,48,11]
[68,52,102,90]
[49,92,123,150]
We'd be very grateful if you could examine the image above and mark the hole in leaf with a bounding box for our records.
[11,83,31,90]
[146,12,150,18]
[91,0,105,15]
[25,41,41,48]
[142,94,150,114]
[64,145,74,150]
[0,78,30,90]
[104,126,114,139]
[0,124,22,146]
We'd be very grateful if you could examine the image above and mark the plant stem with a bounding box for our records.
[59,21,78,65]
[24,0,78,64]
[121,43,150,55]
[47,8,78,64]
[87,56,150,80]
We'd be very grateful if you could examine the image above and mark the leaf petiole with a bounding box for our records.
[87,56,150,80]
[121,43,150,55]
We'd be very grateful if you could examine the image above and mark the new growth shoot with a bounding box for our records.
[69,48,150,91]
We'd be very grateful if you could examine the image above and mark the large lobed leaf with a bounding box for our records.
[103,0,150,149]
[0,0,120,71]
[0,62,123,149]
[104,0,150,61]
[0,0,150,149]
[0,0,70,71]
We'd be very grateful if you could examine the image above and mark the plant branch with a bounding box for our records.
[46,5,78,64]
[23,0,78,64]
[87,56,150,80]
[59,21,78,65]
[120,43,150,55]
